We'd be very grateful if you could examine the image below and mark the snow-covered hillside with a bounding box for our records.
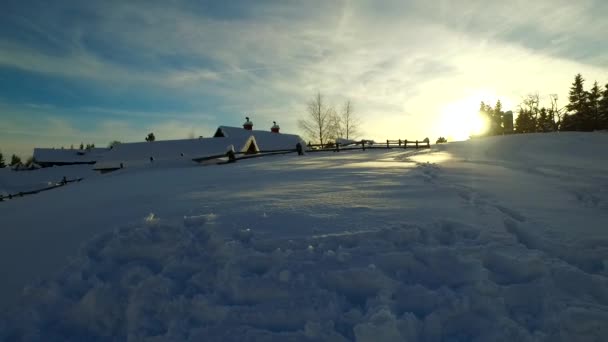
[1,132,607,341]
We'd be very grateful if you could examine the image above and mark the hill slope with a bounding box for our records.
[1,132,607,341]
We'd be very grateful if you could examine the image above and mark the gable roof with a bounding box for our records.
[95,136,258,168]
[214,126,306,151]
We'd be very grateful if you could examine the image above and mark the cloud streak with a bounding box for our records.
[0,0,607,156]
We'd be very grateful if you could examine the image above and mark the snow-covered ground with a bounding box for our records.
[1,132,607,341]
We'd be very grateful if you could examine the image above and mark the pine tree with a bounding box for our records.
[10,154,21,166]
[600,83,608,129]
[0,151,5,168]
[588,81,601,130]
[479,102,497,135]
[537,108,553,132]
[79,143,84,150]
[145,132,156,142]
[492,100,504,135]
[560,114,577,131]
[565,74,589,131]
[515,108,536,133]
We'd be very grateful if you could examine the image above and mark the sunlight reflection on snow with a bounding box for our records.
[336,160,417,169]
[407,151,452,164]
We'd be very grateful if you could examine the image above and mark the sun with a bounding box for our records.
[438,93,494,141]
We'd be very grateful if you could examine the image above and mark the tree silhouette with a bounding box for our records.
[10,154,21,166]
[340,100,360,140]
[145,133,156,142]
[599,83,608,129]
[298,92,335,145]
[0,151,5,168]
[565,74,589,131]
[515,108,536,133]
[108,141,121,148]
[588,81,602,130]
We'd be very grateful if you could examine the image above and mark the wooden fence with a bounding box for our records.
[307,139,431,152]
[0,177,84,202]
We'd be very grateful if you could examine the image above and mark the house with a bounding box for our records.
[94,136,259,171]
[33,148,108,167]
[213,118,307,152]
[31,117,303,171]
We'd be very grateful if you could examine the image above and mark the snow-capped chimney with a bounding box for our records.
[243,116,253,131]
[271,121,280,133]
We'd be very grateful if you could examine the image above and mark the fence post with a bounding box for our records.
[398,139,401,147]
[362,140,366,151]
[386,139,389,149]
[404,140,408,149]
[415,140,419,149]
[336,142,340,152]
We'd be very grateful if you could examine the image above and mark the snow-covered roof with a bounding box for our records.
[95,136,258,168]
[214,126,306,151]
[335,138,358,146]
[33,148,108,164]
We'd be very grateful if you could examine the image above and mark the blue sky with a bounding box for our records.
[1,0,607,157]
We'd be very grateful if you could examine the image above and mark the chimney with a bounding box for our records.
[271,121,280,133]
[243,116,253,131]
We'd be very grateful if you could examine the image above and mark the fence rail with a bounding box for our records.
[0,177,84,202]
[307,139,431,152]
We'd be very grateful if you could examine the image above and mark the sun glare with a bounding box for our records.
[438,90,505,141]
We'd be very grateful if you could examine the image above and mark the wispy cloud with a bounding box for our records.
[0,0,607,155]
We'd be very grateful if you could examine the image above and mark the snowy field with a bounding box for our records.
[1,132,607,341]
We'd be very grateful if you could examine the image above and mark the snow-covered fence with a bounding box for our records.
[0,177,83,202]
[306,139,431,152]
[384,139,431,149]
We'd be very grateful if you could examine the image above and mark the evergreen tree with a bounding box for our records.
[79,143,84,150]
[108,141,121,148]
[560,114,578,131]
[600,83,608,129]
[515,108,536,133]
[0,151,5,168]
[537,108,553,132]
[145,132,156,142]
[492,100,504,135]
[25,156,34,166]
[479,102,496,135]
[10,154,21,166]
[588,81,602,130]
[565,74,589,131]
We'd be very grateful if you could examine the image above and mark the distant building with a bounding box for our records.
[213,118,306,151]
[32,118,306,169]
[33,148,107,167]
[94,136,259,171]
[503,111,514,134]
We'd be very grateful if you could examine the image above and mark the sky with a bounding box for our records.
[1,0,607,158]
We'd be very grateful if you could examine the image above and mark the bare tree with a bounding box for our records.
[549,94,565,131]
[340,100,359,140]
[299,92,335,145]
[522,93,540,118]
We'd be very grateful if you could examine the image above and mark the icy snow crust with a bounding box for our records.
[1,132,608,341]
